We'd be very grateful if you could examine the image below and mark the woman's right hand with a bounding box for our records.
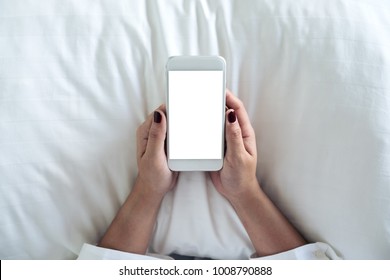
[211,91,306,257]
[210,90,259,202]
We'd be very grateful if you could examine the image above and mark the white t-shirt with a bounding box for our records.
[77,242,340,260]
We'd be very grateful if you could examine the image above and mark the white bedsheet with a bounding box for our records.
[1,0,389,259]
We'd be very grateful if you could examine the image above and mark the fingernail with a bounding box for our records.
[154,111,162,123]
[228,111,236,123]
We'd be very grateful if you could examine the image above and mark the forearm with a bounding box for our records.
[98,177,164,255]
[228,182,306,257]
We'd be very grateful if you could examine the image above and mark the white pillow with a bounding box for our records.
[0,0,389,259]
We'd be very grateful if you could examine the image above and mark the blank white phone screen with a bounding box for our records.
[168,70,224,159]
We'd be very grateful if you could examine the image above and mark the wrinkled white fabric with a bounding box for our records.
[1,0,389,259]
[77,242,340,260]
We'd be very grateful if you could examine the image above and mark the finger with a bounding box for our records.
[136,112,153,161]
[158,104,166,114]
[136,104,166,161]
[145,109,167,157]
[225,90,254,138]
[225,90,257,156]
[225,109,246,159]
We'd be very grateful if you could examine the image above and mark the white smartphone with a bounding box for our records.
[166,56,226,171]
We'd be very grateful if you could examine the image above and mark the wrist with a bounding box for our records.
[133,176,166,204]
[225,178,262,206]
[98,177,166,254]
[226,180,307,256]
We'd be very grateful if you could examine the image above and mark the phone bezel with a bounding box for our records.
[166,56,226,171]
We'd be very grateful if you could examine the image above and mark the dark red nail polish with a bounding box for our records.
[154,111,162,123]
[228,111,236,123]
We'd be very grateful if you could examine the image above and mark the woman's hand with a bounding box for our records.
[99,105,178,255]
[211,90,306,257]
[210,90,258,201]
[136,105,178,197]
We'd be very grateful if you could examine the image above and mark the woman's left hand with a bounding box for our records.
[136,105,178,197]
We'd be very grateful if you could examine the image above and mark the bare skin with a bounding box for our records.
[99,90,306,257]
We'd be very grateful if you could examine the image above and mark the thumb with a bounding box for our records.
[225,110,245,158]
[145,110,167,156]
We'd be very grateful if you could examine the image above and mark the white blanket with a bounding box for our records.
[0,0,389,259]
